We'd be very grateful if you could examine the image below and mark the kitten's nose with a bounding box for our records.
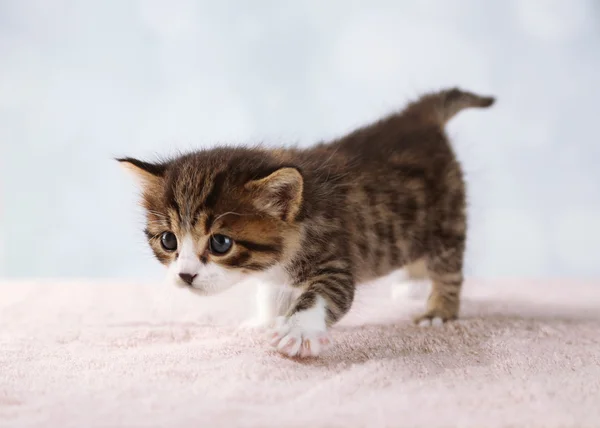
[178,273,197,285]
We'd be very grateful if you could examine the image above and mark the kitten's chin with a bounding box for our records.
[185,286,219,296]
[187,282,237,296]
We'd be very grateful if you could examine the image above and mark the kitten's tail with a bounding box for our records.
[403,87,495,126]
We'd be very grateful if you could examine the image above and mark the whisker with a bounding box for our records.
[213,211,250,224]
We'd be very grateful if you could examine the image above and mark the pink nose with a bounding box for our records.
[178,273,197,285]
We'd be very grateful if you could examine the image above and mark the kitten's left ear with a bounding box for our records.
[116,157,166,188]
[245,167,303,222]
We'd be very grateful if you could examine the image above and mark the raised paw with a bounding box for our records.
[268,316,331,358]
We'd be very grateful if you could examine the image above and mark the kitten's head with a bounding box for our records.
[118,148,304,295]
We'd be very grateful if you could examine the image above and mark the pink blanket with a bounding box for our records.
[1,279,599,427]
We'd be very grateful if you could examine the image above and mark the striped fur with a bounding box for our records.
[119,87,495,327]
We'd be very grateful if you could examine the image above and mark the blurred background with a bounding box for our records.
[1,0,599,281]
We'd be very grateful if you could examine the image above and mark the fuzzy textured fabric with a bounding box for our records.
[1,278,599,428]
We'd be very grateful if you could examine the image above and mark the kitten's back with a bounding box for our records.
[294,88,495,282]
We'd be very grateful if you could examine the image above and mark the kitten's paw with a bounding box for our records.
[416,316,445,327]
[413,310,457,327]
[269,316,330,358]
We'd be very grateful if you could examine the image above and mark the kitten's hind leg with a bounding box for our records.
[269,270,355,358]
[413,241,465,327]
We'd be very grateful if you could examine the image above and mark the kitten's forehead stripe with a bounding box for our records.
[169,164,203,227]
[168,165,231,229]
[203,170,227,209]
[163,183,182,224]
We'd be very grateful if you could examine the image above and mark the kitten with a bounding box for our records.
[118,88,494,358]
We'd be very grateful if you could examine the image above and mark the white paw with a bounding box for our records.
[418,316,444,327]
[269,315,330,358]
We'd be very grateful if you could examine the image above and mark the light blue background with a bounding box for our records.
[1,1,599,280]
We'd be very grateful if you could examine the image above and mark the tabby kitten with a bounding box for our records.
[118,88,494,358]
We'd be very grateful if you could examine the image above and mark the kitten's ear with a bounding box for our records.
[116,157,166,188]
[245,167,303,222]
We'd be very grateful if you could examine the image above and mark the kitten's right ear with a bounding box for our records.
[116,157,166,188]
[245,167,303,222]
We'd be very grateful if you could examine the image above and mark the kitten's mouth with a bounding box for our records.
[173,278,204,292]
[186,284,228,297]
[174,278,193,289]
[173,276,230,296]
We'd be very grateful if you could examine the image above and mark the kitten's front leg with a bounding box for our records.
[269,275,355,358]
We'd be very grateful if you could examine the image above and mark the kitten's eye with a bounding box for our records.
[160,232,178,251]
[209,234,233,255]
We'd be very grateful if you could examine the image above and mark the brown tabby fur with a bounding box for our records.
[119,88,495,326]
